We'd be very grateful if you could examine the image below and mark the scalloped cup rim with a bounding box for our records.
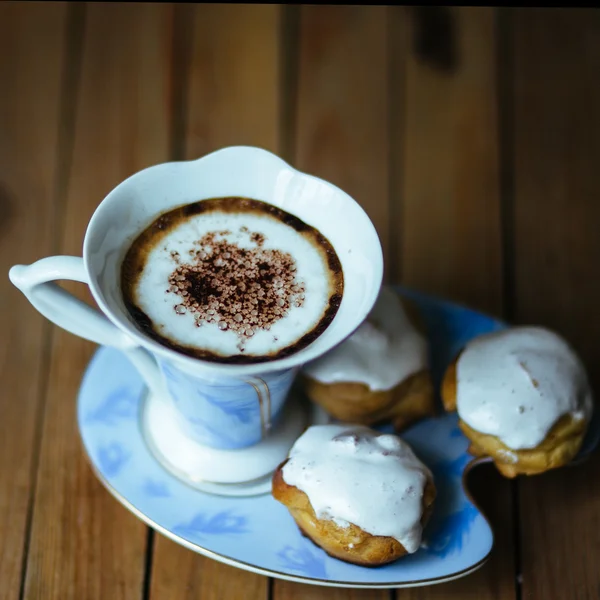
[82,146,384,376]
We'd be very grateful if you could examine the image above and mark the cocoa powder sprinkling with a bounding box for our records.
[167,229,305,340]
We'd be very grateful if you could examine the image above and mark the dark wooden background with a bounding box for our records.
[2,3,600,599]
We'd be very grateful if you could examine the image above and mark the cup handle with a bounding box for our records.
[9,256,165,396]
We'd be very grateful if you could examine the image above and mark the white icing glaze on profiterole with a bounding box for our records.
[456,326,593,450]
[282,424,431,553]
[303,286,427,391]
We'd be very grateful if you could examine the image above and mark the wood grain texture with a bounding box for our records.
[293,5,391,278]
[0,4,67,599]
[395,8,515,600]
[22,4,172,599]
[148,4,279,598]
[184,3,281,158]
[511,8,600,600]
[275,585,390,600]
[149,536,267,600]
[400,7,502,315]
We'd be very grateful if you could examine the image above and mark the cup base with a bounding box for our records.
[141,389,316,497]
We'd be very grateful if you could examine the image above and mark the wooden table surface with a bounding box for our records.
[2,4,600,599]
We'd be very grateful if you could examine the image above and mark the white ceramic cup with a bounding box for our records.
[9,146,383,450]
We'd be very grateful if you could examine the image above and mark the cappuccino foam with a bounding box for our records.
[121,198,343,363]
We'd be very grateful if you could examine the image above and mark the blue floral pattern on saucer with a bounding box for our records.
[77,287,599,588]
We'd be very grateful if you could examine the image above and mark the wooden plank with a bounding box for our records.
[0,4,67,599]
[149,537,267,600]
[292,5,391,279]
[511,8,600,600]
[275,586,389,600]
[400,6,503,315]
[397,7,516,600]
[273,5,391,599]
[148,4,280,598]
[184,3,281,157]
[22,4,173,599]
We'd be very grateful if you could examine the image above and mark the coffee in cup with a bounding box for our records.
[121,196,344,364]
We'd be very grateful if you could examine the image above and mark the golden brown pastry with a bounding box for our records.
[272,424,436,566]
[442,327,593,478]
[302,286,435,432]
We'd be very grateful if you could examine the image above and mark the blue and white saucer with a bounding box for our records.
[77,289,599,588]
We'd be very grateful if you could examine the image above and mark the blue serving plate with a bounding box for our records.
[77,288,598,588]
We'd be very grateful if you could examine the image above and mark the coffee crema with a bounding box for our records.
[121,197,344,363]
